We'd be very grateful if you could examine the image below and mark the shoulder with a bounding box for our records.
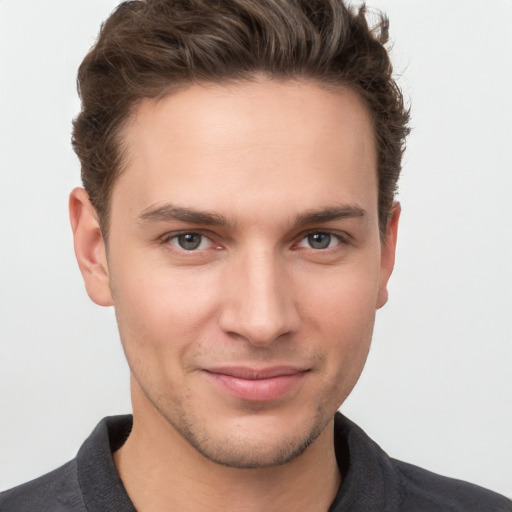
[392,458,512,511]
[0,416,133,512]
[0,459,86,512]
[333,413,512,512]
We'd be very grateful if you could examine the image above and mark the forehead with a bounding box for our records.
[113,79,378,226]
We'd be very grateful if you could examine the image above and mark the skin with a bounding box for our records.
[70,79,399,512]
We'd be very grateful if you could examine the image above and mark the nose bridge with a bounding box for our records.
[219,244,299,345]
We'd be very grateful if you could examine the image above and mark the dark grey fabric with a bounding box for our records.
[1,413,510,511]
[328,415,512,511]
[0,416,135,512]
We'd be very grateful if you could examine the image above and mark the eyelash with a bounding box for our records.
[161,230,348,253]
[162,231,216,252]
[295,231,347,251]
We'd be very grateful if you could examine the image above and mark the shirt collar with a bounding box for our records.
[75,412,400,512]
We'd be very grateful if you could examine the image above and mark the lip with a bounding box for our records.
[203,366,309,402]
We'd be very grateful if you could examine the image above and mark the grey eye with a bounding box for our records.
[176,233,203,250]
[307,232,332,249]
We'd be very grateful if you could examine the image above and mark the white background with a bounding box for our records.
[1,0,511,498]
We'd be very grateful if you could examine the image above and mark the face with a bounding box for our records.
[71,79,398,468]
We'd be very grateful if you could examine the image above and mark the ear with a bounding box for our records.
[377,202,400,309]
[69,187,113,306]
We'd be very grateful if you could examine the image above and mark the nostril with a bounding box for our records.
[219,304,301,347]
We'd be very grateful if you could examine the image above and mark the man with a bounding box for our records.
[0,0,510,510]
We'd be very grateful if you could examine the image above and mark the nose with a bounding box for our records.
[218,248,301,346]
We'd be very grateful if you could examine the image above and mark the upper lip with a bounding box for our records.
[204,366,308,380]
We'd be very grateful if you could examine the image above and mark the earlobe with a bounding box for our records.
[69,187,113,307]
[377,202,400,309]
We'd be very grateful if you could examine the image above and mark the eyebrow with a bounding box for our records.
[138,204,230,226]
[138,203,367,227]
[294,205,367,226]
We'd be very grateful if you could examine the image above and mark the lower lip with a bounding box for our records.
[204,371,307,402]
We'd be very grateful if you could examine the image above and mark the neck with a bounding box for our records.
[114,390,341,512]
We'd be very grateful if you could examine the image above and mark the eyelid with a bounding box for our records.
[160,230,218,251]
[158,228,350,251]
[293,229,350,249]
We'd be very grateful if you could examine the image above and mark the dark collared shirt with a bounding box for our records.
[1,413,510,511]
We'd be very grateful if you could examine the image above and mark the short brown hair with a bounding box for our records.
[72,0,410,237]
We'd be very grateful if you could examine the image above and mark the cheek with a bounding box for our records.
[109,257,221,362]
[301,259,381,330]
[299,263,379,384]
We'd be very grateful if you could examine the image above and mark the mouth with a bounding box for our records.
[203,366,309,402]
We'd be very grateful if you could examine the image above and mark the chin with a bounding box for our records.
[186,426,323,469]
[168,405,334,469]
